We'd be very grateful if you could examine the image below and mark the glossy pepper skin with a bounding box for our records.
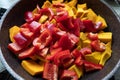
[43,62,58,80]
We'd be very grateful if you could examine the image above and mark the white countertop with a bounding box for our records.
[0,0,18,9]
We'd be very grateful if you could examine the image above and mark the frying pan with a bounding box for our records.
[0,0,120,80]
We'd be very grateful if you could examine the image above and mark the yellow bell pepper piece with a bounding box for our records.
[87,8,98,22]
[72,6,77,15]
[76,8,84,18]
[80,10,88,19]
[66,0,77,7]
[38,15,48,23]
[21,60,44,76]
[9,26,20,42]
[82,39,91,48]
[85,51,102,64]
[42,0,52,8]
[77,40,82,50]
[99,41,112,65]
[80,32,88,41]
[96,15,107,29]
[77,3,87,10]
[98,32,112,43]
[50,19,56,24]
[65,5,75,17]
[69,65,83,78]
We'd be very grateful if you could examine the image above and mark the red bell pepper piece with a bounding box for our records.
[33,29,52,50]
[57,34,75,50]
[24,11,34,22]
[87,32,98,41]
[60,70,78,80]
[68,33,79,45]
[21,23,29,28]
[50,47,62,55]
[39,8,54,21]
[74,56,84,67]
[32,37,44,50]
[36,47,49,59]
[71,49,83,59]
[79,20,85,32]
[46,47,62,61]
[91,40,106,52]
[79,47,92,56]
[70,18,81,36]
[83,20,97,32]
[95,21,102,30]
[59,17,74,31]
[13,32,28,47]
[46,23,64,42]
[20,28,34,39]
[43,62,58,80]
[18,46,36,59]
[54,50,73,68]
[38,29,52,46]
[33,13,41,21]
[28,21,41,33]
[57,23,67,31]
[84,61,103,72]
[55,10,69,22]
[8,42,23,53]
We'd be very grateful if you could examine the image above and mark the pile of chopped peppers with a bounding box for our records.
[8,0,112,80]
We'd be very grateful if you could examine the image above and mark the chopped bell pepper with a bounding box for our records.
[98,32,112,43]
[84,61,103,72]
[85,51,102,64]
[60,70,78,80]
[69,65,83,78]
[99,41,112,65]
[9,26,20,42]
[43,62,58,80]
[21,60,44,76]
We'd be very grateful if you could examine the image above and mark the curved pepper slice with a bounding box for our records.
[84,61,103,72]
[43,62,58,80]
[18,47,36,59]
[69,65,83,78]
[60,70,78,80]
[21,60,44,76]
[99,41,112,65]
[33,29,52,50]
[54,50,73,68]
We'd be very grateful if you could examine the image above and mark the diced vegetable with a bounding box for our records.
[21,60,44,76]
[98,32,112,43]
[84,61,103,72]
[9,26,20,42]
[96,15,107,29]
[85,51,102,64]
[69,65,83,78]
[43,62,58,80]
[60,70,78,80]
[99,41,112,65]
[77,3,87,10]
[86,8,97,22]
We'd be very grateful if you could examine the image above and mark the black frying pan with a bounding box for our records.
[0,0,120,80]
